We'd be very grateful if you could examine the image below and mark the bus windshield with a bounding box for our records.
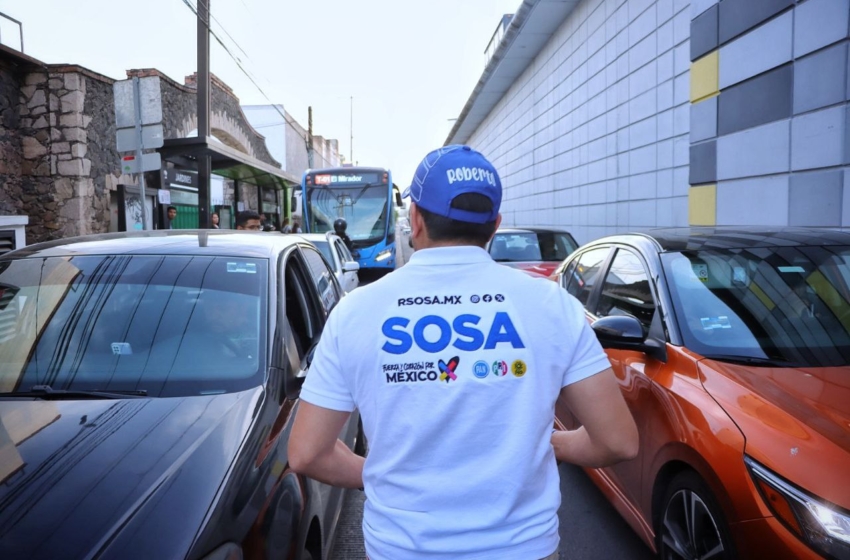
[305,182,389,244]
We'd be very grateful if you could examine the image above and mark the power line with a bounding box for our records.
[181,0,334,168]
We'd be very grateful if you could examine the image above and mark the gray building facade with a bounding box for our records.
[447,0,850,244]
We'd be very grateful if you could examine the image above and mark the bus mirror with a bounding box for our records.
[291,195,297,211]
[394,190,404,207]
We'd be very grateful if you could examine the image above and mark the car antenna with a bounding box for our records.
[198,230,208,247]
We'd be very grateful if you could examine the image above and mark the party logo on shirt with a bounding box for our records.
[492,360,508,376]
[511,359,527,377]
[439,356,459,383]
[472,360,489,378]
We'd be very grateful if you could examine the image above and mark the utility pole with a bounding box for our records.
[197,0,211,228]
[307,106,314,168]
[350,95,353,164]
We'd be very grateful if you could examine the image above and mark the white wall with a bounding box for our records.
[468,0,691,245]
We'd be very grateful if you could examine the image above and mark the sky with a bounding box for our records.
[0,0,521,185]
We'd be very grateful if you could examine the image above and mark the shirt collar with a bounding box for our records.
[405,245,492,266]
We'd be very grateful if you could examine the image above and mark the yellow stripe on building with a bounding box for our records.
[688,184,716,226]
[690,50,719,104]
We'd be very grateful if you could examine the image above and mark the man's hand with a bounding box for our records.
[288,401,365,489]
[551,368,639,468]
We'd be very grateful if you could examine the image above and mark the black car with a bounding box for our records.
[0,230,365,560]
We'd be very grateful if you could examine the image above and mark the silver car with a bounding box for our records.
[296,232,361,293]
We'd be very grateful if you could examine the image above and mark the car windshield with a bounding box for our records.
[661,246,850,367]
[489,231,577,262]
[0,254,268,397]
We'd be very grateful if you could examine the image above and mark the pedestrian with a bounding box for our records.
[281,217,292,233]
[166,206,177,229]
[333,217,357,256]
[211,212,220,229]
[235,210,262,231]
[288,144,638,560]
[291,219,302,234]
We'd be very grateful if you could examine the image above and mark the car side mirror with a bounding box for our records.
[343,260,360,272]
[591,315,667,362]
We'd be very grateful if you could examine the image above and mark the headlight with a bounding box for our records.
[375,248,393,262]
[746,456,850,559]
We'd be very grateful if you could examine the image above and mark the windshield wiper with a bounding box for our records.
[0,385,148,399]
[701,354,800,367]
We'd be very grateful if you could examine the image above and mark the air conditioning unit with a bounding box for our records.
[0,216,28,256]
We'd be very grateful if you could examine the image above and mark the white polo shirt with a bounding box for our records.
[300,245,611,560]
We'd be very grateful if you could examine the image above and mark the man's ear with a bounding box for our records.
[488,213,503,242]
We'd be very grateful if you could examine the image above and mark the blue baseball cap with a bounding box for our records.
[403,145,502,224]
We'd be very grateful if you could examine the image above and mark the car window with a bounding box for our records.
[596,248,656,331]
[283,255,320,362]
[490,233,540,261]
[0,255,267,397]
[312,240,335,270]
[536,232,577,261]
[301,246,341,314]
[566,247,610,306]
[490,231,576,262]
[334,240,351,264]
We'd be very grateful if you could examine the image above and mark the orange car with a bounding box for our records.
[552,227,850,559]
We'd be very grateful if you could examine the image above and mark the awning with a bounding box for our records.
[158,136,299,190]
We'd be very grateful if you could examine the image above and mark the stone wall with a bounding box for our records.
[3,56,323,242]
[0,60,23,216]
[83,71,119,231]
[17,66,118,242]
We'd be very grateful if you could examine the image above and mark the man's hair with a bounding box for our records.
[418,193,497,246]
[235,210,261,228]
[167,206,177,212]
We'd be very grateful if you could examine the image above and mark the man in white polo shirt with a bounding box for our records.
[288,145,638,560]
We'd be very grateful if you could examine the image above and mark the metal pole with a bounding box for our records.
[197,0,211,228]
[132,77,148,231]
[350,96,353,164]
[307,106,314,168]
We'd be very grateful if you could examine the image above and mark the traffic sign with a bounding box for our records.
[113,77,162,129]
[121,153,162,174]
[116,124,163,152]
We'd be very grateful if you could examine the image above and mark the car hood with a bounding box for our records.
[498,261,559,277]
[698,360,850,506]
[0,390,262,559]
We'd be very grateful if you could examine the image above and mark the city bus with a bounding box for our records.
[301,166,401,279]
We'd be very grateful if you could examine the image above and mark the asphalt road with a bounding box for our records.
[329,462,654,559]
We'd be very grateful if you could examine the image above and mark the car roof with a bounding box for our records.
[293,233,336,243]
[589,227,850,253]
[496,226,575,234]
[2,230,306,260]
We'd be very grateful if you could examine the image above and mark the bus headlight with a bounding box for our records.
[375,248,394,262]
[746,456,850,559]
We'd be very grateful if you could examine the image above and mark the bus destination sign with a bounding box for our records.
[314,172,381,185]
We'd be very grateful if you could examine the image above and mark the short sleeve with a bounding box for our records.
[560,292,611,387]
[299,308,357,412]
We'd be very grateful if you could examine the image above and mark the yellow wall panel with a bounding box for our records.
[690,51,719,103]
[689,184,716,226]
